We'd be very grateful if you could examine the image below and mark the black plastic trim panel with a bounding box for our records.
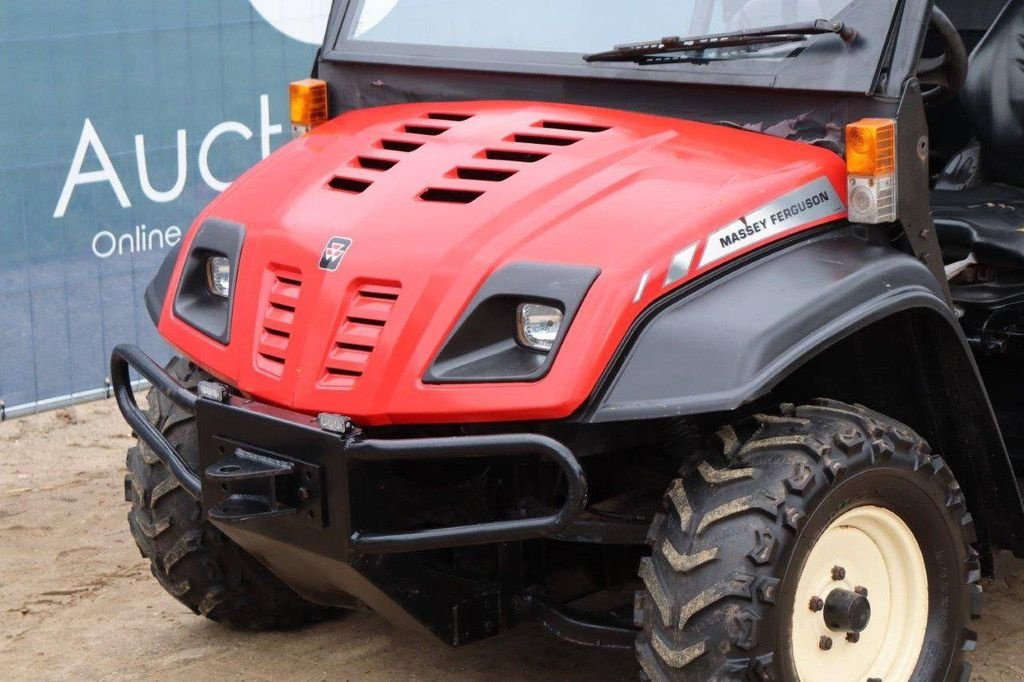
[172,218,245,344]
[425,262,600,384]
[145,243,181,326]
[586,228,951,422]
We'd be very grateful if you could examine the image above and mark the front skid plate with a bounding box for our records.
[194,398,511,645]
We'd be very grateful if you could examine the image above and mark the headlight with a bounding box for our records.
[206,256,231,298]
[516,303,563,352]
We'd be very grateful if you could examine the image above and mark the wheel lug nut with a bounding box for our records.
[847,632,860,643]
[855,585,868,597]
[819,636,833,651]
[832,565,846,581]
[808,596,824,612]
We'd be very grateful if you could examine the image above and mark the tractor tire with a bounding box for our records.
[635,399,981,682]
[125,356,341,629]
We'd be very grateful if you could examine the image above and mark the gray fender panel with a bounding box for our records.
[588,229,952,422]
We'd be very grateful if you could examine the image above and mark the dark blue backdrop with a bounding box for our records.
[0,1,326,417]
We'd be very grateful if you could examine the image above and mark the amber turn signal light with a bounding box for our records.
[846,118,896,177]
[290,78,329,136]
[846,118,897,224]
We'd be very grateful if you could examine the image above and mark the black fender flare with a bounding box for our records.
[584,226,1024,559]
[587,228,952,421]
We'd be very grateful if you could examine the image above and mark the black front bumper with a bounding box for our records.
[110,345,594,644]
[111,344,588,556]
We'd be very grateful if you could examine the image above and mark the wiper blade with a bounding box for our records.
[584,18,857,64]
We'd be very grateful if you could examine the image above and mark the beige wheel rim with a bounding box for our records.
[791,505,928,682]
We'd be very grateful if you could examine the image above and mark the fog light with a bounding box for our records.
[197,380,229,402]
[206,256,231,298]
[516,303,563,352]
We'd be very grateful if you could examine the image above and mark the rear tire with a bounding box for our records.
[635,399,981,681]
[125,356,343,629]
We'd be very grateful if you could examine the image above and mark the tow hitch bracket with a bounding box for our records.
[206,447,325,528]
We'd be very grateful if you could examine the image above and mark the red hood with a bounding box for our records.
[160,101,847,425]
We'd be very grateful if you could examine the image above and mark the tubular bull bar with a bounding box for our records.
[109,344,588,555]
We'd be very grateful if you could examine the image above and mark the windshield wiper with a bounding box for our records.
[583,18,857,64]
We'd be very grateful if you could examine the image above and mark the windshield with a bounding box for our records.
[330,0,909,97]
[347,0,855,54]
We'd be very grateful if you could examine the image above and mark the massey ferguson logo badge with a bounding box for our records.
[319,236,352,271]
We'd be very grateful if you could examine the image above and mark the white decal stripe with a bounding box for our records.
[664,243,698,287]
[633,270,651,303]
[698,177,845,268]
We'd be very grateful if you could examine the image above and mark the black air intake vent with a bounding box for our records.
[428,112,473,121]
[484,149,549,163]
[357,156,397,171]
[404,124,448,136]
[539,120,610,133]
[380,139,423,152]
[420,188,484,204]
[512,133,580,146]
[455,167,517,182]
[329,176,372,193]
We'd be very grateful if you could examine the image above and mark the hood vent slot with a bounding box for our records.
[358,287,400,301]
[381,139,423,152]
[357,156,397,171]
[329,176,372,193]
[512,133,580,146]
[456,167,516,182]
[485,149,548,163]
[337,341,374,352]
[404,124,448,136]
[346,315,387,327]
[428,112,472,121]
[321,283,402,389]
[539,121,610,133]
[255,268,303,378]
[420,188,484,204]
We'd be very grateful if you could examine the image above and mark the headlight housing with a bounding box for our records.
[516,303,563,352]
[173,218,245,344]
[206,256,232,298]
[425,262,600,384]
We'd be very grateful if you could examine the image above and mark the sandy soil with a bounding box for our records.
[1,401,1022,681]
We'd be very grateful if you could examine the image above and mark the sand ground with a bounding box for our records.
[1,401,1022,680]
